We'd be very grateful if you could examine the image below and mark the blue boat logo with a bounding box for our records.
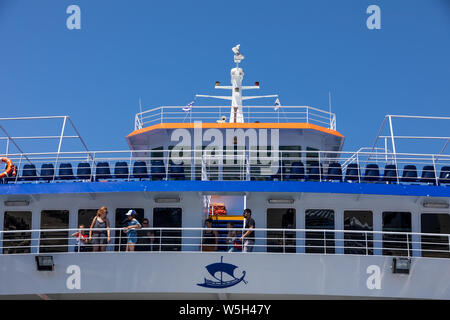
[197,256,247,289]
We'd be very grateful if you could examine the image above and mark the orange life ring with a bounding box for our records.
[0,157,14,179]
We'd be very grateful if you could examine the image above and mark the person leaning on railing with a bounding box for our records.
[89,206,111,252]
[201,218,218,252]
[241,208,255,252]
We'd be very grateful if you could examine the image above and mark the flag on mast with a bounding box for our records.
[183,100,195,112]
[274,98,280,111]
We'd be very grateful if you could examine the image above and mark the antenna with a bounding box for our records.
[139,98,143,114]
[328,91,332,129]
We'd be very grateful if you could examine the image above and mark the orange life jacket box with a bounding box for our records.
[209,203,227,216]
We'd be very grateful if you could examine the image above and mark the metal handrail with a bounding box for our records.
[1,227,449,258]
[2,149,450,183]
[134,106,337,130]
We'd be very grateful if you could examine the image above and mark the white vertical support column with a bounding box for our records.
[31,207,41,254]
[296,200,305,254]
[52,116,68,181]
[334,209,344,254]
[412,208,421,257]
[388,115,398,175]
[373,209,383,256]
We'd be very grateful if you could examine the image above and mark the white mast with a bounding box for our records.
[196,44,278,123]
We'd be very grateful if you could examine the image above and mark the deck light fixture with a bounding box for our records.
[392,257,410,274]
[268,198,294,204]
[422,200,449,209]
[154,197,180,203]
[35,256,54,271]
[4,200,30,206]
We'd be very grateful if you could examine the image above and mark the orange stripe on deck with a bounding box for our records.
[127,123,344,138]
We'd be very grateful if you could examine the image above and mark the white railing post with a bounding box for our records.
[432,154,439,185]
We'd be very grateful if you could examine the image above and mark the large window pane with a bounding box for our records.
[421,213,450,258]
[305,209,334,254]
[153,208,182,251]
[40,210,69,253]
[382,211,412,256]
[267,208,296,253]
[3,211,32,254]
[344,211,373,255]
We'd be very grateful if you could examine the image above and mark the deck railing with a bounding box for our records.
[134,106,337,130]
[1,227,449,259]
[2,149,450,185]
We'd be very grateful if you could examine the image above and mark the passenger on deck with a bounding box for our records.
[225,222,241,252]
[72,224,88,252]
[89,206,111,252]
[241,208,255,252]
[201,218,218,252]
[123,210,142,252]
[136,218,154,251]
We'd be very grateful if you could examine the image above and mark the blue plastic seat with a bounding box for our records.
[58,163,75,180]
[76,162,91,180]
[306,161,323,181]
[439,166,450,184]
[133,161,149,180]
[344,163,360,182]
[169,162,186,180]
[21,164,38,181]
[420,165,437,185]
[270,161,288,181]
[383,164,398,183]
[114,162,129,179]
[401,165,418,183]
[326,162,342,182]
[95,162,111,180]
[364,164,380,182]
[286,161,305,181]
[40,163,55,182]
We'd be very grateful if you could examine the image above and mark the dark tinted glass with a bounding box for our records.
[153,208,182,251]
[3,211,32,254]
[40,210,69,253]
[305,209,334,254]
[421,213,450,258]
[382,211,412,256]
[344,211,373,255]
[267,208,296,253]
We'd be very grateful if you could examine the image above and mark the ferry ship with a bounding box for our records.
[0,45,449,300]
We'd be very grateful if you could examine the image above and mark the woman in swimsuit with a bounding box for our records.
[89,206,111,252]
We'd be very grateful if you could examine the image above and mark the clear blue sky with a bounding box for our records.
[0,0,449,154]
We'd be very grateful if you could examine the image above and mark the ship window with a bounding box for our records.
[382,211,412,256]
[266,208,296,253]
[151,146,163,160]
[305,209,335,254]
[40,210,69,253]
[78,209,97,230]
[153,207,182,251]
[344,211,373,255]
[114,208,145,252]
[306,147,319,166]
[3,211,32,254]
[421,213,450,258]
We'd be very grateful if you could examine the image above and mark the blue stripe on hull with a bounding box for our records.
[1,180,450,197]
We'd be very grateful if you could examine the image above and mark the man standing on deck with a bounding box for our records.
[241,209,255,252]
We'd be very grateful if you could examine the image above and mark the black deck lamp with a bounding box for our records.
[392,257,410,274]
[35,256,54,271]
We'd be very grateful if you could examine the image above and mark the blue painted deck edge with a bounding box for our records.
[1,180,450,197]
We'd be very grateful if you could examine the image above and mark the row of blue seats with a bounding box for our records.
[273,161,450,185]
[1,160,187,182]
[2,160,450,184]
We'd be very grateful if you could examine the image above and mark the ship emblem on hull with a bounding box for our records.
[197,256,247,289]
